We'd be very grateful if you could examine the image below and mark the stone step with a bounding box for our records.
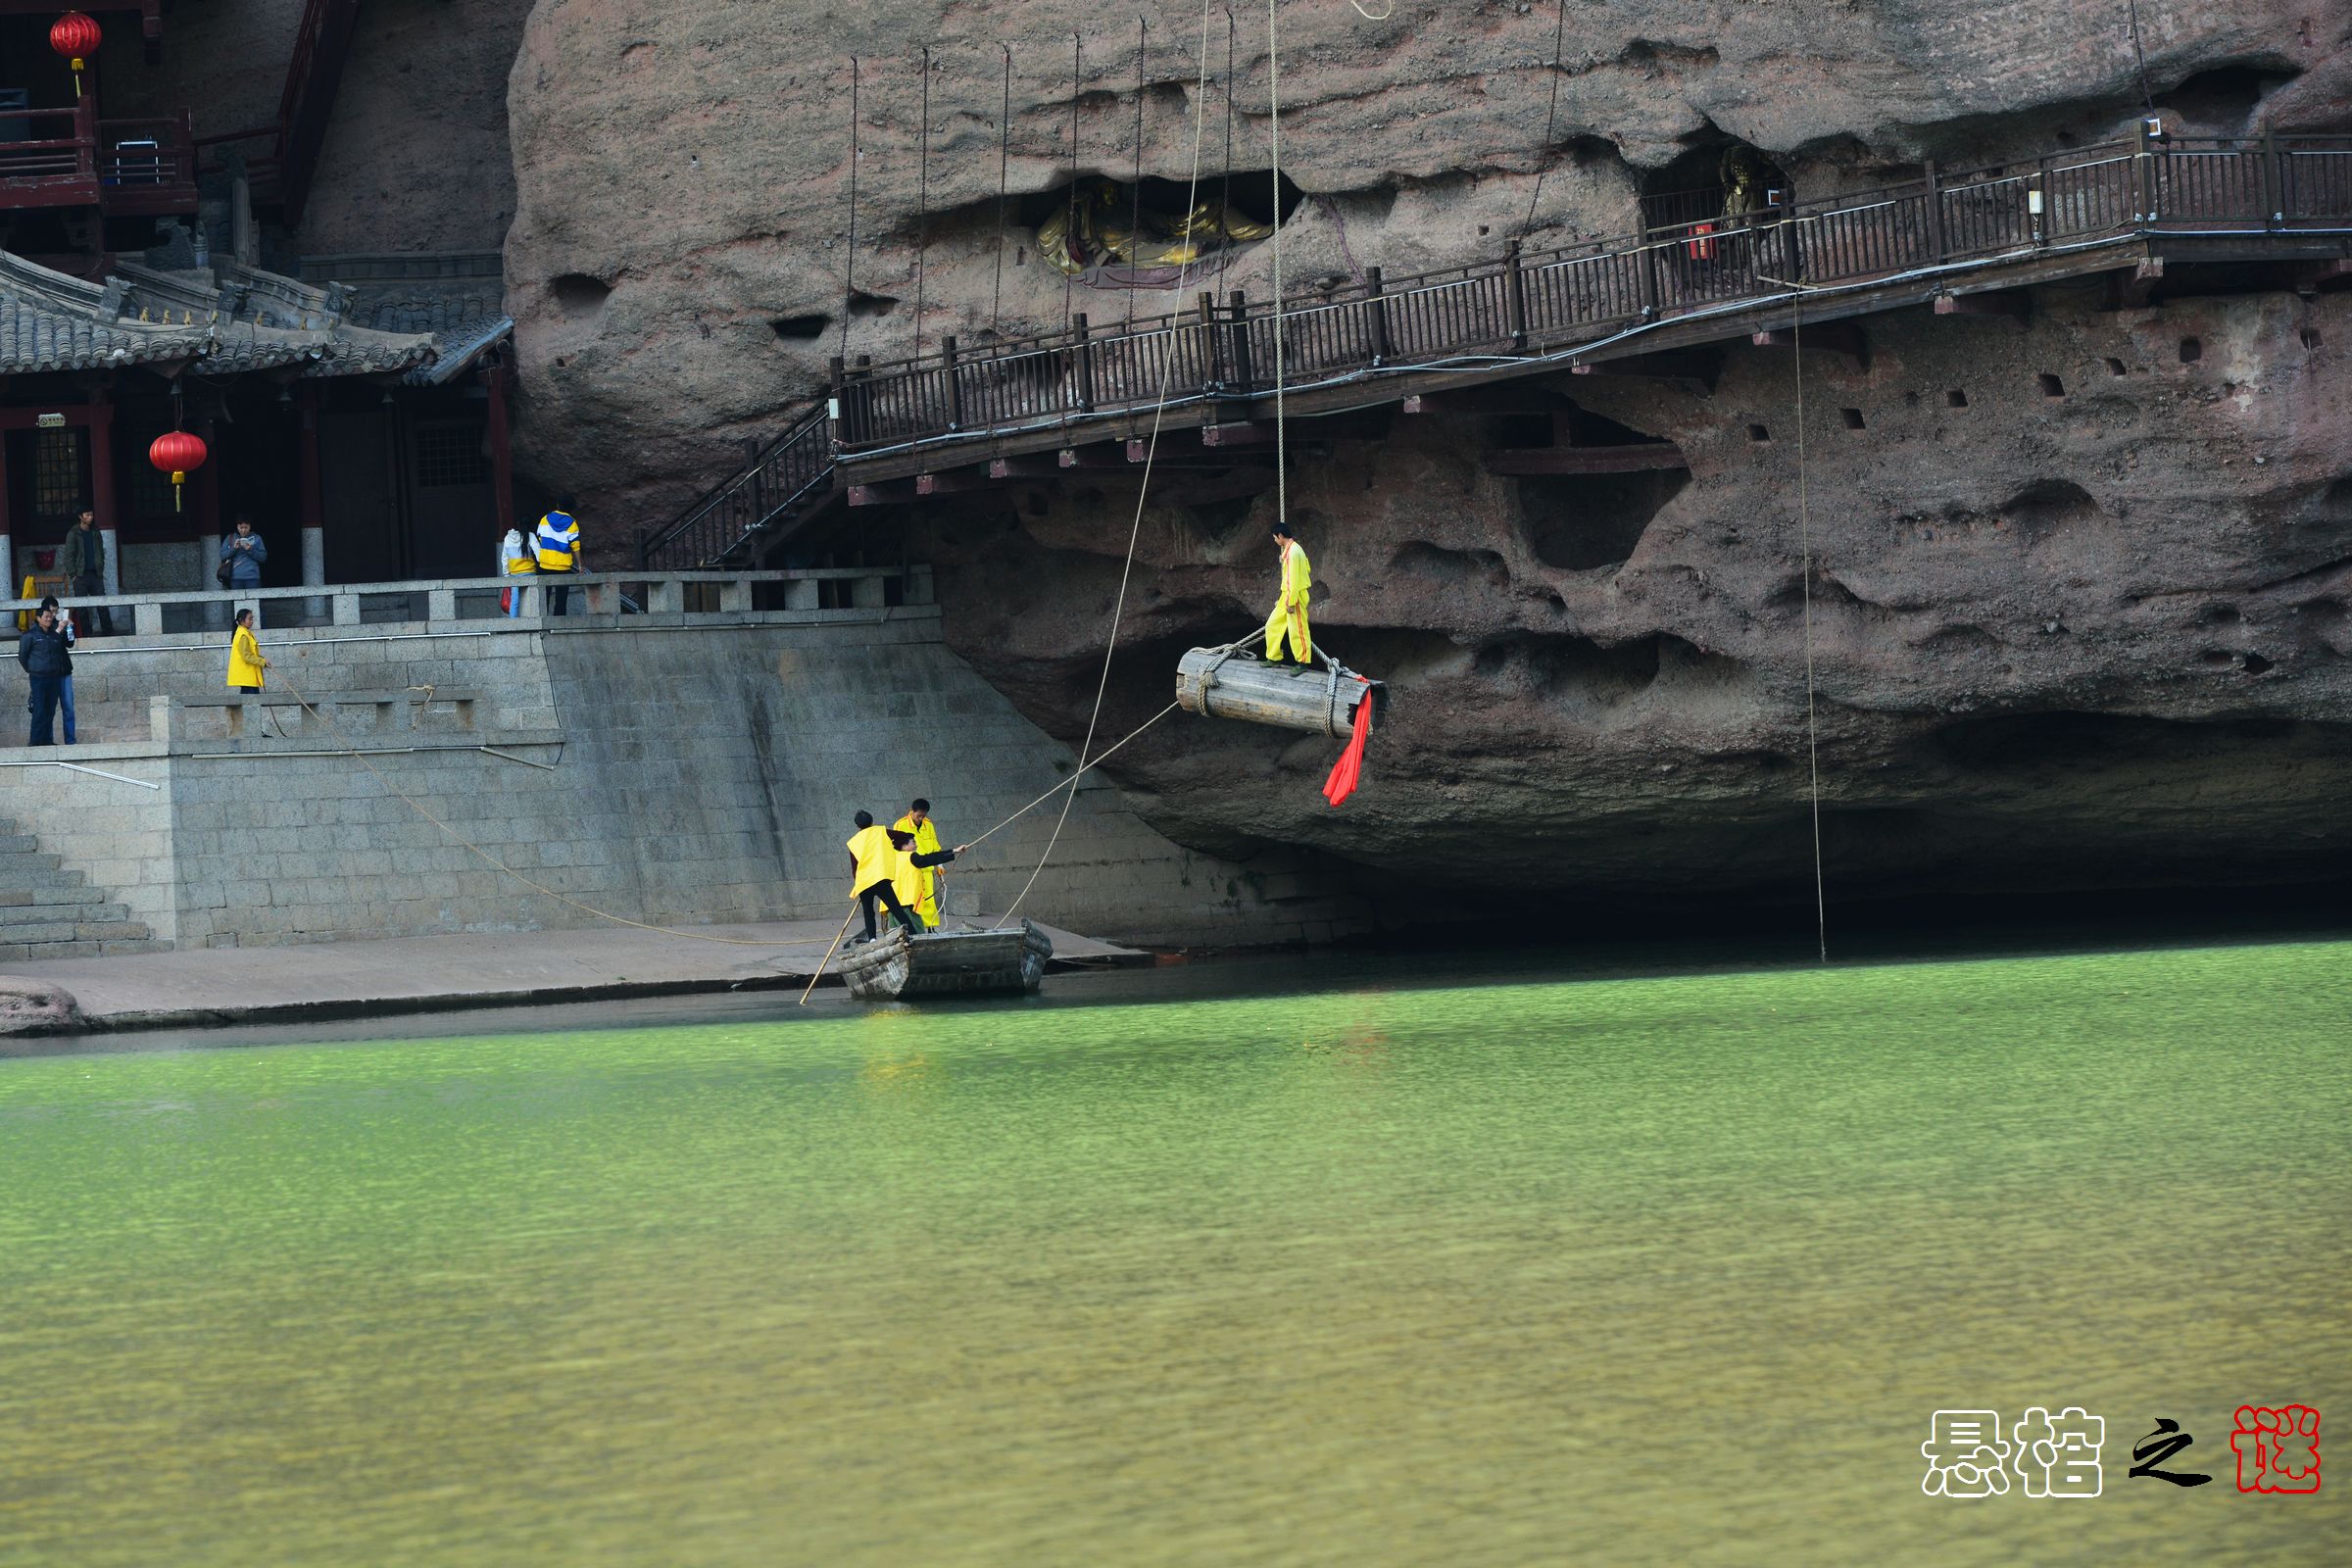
[0,901,138,929]
[0,851,68,877]
[0,917,148,945]
[0,885,109,908]
[0,833,37,855]
[0,935,165,962]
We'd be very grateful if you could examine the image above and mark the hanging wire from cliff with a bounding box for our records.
[993,44,1011,335]
[999,0,1220,928]
[1128,19,1149,336]
[2125,0,2159,116]
[1064,30,1082,331]
[1791,295,1829,963]
[914,48,932,360]
[839,57,859,362]
[1267,0,1288,533]
[1518,0,1571,238]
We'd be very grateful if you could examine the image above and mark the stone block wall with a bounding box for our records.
[4,610,1368,951]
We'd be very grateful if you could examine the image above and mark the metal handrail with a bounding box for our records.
[651,131,2352,559]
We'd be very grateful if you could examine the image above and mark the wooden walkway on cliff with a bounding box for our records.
[640,129,2352,569]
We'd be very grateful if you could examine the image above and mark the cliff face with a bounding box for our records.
[499,1,2352,906]
[503,0,2347,516]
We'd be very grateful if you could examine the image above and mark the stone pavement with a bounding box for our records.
[0,917,1144,1034]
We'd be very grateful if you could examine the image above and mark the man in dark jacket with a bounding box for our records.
[17,605,72,746]
[60,509,113,636]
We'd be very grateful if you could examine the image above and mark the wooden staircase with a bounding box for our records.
[0,817,163,962]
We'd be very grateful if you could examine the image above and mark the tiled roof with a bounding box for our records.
[0,249,441,379]
[293,252,513,385]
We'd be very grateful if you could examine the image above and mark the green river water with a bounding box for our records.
[0,940,2345,1566]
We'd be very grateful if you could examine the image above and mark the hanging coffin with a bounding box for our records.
[1175,647,1388,737]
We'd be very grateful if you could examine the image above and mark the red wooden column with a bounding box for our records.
[89,389,120,595]
[484,351,515,534]
[0,431,14,596]
[193,414,224,617]
[298,383,325,588]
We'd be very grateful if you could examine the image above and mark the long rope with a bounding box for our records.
[1064,30,1081,328]
[1791,297,1827,963]
[839,57,858,362]
[1000,0,1218,927]
[1267,0,1287,531]
[992,43,1011,335]
[1215,7,1237,292]
[1518,0,1569,238]
[913,47,931,360]
[1128,18,1147,336]
[2125,0,2158,115]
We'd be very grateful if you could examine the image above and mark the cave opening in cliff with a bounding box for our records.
[1640,138,1791,232]
[1517,466,1692,572]
[1019,170,1303,285]
[2152,61,2302,125]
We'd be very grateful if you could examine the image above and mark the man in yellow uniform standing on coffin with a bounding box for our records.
[1263,520,1313,666]
[891,798,946,929]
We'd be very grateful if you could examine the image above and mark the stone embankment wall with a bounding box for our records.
[0,610,1368,952]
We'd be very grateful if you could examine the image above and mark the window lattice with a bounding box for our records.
[30,428,85,518]
[413,423,490,488]
[126,430,175,516]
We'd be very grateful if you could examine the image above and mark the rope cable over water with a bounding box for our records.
[997,0,1219,927]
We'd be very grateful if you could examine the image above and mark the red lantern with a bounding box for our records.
[149,430,208,512]
[49,12,102,98]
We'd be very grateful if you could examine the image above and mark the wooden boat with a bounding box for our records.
[1175,646,1387,736]
[837,920,1054,1001]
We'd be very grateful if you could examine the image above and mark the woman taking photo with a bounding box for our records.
[227,608,269,693]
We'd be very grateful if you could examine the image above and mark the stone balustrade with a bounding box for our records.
[4,565,933,640]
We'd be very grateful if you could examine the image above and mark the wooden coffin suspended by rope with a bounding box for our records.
[1175,647,1388,737]
[839,920,1053,1001]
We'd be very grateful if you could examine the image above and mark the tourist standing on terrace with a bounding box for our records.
[37,597,76,743]
[500,523,536,616]
[220,516,268,593]
[16,604,71,746]
[534,496,582,615]
[227,609,269,694]
[61,511,113,637]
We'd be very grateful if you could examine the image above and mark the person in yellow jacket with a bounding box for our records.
[226,608,269,692]
[847,811,965,945]
[891,799,946,928]
[1263,520,1313,665]
[534,495,582,615]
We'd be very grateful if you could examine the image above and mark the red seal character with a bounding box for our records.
[2231,1405,2321,1494]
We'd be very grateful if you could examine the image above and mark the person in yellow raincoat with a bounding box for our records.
[1263,521,1313,665]
[891,799,945,928]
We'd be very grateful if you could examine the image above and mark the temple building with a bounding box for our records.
[0,2,517,597]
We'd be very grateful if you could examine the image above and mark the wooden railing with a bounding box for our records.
[832,132,2352,453]
[1,102,201,217]
[637,404,836,568]
[650,129,2352,567]
[95,111,198,217]
[0,100,98,209]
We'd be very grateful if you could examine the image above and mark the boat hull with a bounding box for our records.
[838,920,1054,1001]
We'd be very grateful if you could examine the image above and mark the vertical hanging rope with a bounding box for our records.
[998,0,1220,929]
[1519,0,1569,238]
[2125,0,2159,115]
[1215,7,1237,291]
[1266,0,1287,532]
[1791,297,1828,963]
[993,43,1011,335]
[1128,18,1148,333]
[913,49,932,360]
[839,57,859,362]
[1064,30,1081,328]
